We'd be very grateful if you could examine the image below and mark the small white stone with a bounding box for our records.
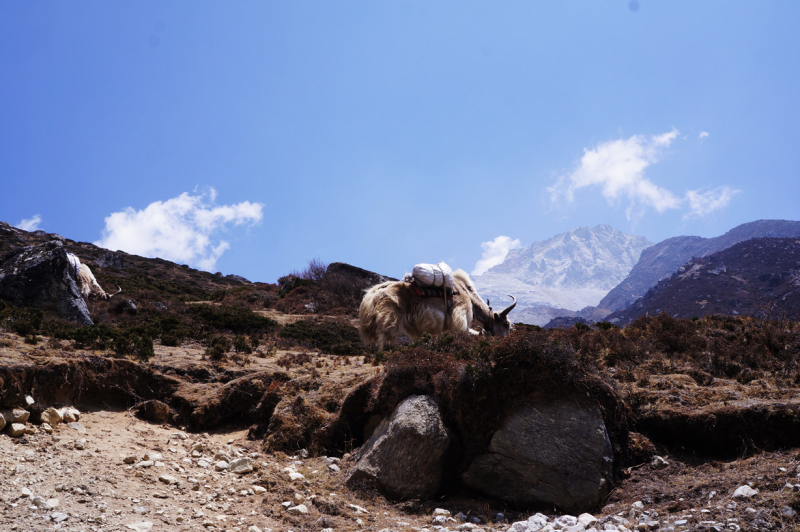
[433,509,452,517]
[20,487,32,498]
[252,485,267,494]
[215,460,230,471]
[159,474,178,484]
[136,461,154,468]
[287,504,309,515]
[143,451,163,462]
[74,439,87,450]
[288,471,305,481]
[329,463,341,472]
[732,485,758,499]
[125,523,154,532]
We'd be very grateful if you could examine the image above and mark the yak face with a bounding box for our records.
[487,295,516,337]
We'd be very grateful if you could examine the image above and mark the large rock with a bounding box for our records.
[346,395,451,499]
[462,393,613,514]
[94,251,125,269]
[0,241,92,325]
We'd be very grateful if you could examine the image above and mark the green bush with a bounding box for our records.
[114,330,155,360]
[233,334,253,354]
[188,304,277,334]
[205,335,231,360]
[0,306,44,337]
[279,320,363,355]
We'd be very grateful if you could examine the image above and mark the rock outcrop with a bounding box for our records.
[94,251,125,269]
[0,241,92,325]
[462,393,613,514]
[346,395,451,500]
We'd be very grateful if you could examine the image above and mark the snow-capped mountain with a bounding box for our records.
[474,225,653,325]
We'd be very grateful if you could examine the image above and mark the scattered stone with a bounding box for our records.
[252,485,267,494]
[75,438,87,450]
[732,485,758,499]
[40,406,63,426]
[288,471,305,481]
[528,513,549,531]
[136,460,154,468]
[172,431,188,440]
[8,423,26,437]
[25,395,35,406]
[579,513,598,527]
[20,487,32,498]
[41,422,53,434]
[215,460,230,471]
[346,395,452,500]
[159,474,178,484]
[61,406,80,423]
[329,463,341,472]
[32,496,48,508]
[230,457,253,474]
[51,512,69,523]
[651,456,669,470]
[349,504,369,514]
[287,504,309,514]
[67,422,87,433]
[126,522,154,532]
[143,451,163,462]
[434,509,452,517]
[123,454,137,464]
[249,527,263,532]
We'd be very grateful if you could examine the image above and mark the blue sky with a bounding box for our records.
[2,2,799,283]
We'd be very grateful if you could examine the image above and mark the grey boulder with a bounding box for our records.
[462,393,613,514]
[0,241,92,325]
[346,395,451,499]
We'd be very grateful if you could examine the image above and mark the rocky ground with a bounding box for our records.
[2,404,800,532]
[3,321,800,532]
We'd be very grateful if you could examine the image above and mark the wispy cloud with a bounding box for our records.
[472,236,522,276]
[547,129,737,219]
[684,186,739,219]
[16,215,42,232]
[96,188,263,271]
[698,131,710,139]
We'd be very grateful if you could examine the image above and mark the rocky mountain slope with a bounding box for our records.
[599,220,800,312]
[474,225,652,325]
[606,237,800,326]
[5,221,800,529]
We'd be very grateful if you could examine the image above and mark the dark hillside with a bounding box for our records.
[607,237,800,326]
[599,219,800,312]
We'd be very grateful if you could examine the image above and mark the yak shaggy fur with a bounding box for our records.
[359,269,513,349]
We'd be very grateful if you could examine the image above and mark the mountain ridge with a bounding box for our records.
[598,219,800,312]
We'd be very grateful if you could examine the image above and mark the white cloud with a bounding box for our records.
[547,129,682,220]
[547,129,738,219]
[684,186,740,219]
[16,215,42,232]
[472,236,522,276]
[698,131,710,139]
[95,189,263,271]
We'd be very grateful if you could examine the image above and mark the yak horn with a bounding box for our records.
[499,295,517,318]
[109,285,122,298]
